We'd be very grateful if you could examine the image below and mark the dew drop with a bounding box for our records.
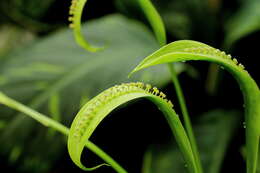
[243,122,246,129]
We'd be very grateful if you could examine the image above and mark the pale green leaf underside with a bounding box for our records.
[130,40,260,173]
[68,83,198,173]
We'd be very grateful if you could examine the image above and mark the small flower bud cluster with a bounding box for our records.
[73,82,174,139]
[183,46,246,70]
[68,0,77,28]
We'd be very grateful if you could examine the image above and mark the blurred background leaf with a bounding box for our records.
[141,110,241,173]
[0,25,35,58]
[223,0,260,49]
[0,14,191,172]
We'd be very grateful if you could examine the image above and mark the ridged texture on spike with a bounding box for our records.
[68,81,199,172]
[68,0,102,52]
[130,40,260,173]
[68,0,77,28]
[183,47,246,71]
[72,82,173,141]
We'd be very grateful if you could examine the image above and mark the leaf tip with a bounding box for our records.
[128,68,138,78]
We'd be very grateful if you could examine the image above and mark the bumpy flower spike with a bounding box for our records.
[68,82,199,173]
[130,40,260,173]
[68,0,104,52]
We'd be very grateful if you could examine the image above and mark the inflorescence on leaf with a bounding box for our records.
[130,40,260,173]
[183,47,246,70]
[68,0,77,28]
[72,82,173,140]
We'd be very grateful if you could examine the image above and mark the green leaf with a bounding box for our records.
[130,40,260,173]
[0,15,188,172]
[141,110,241,173]
[223,0,260,49]
[137,0,166,46]
[68,82,198,173]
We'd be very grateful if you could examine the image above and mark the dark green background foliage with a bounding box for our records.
[0,0,259,173]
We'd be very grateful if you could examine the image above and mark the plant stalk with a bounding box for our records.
[0,92,127,173]
[167,64,203,173]
[138,0,203,172]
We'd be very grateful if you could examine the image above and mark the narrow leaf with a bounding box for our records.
[68,82,198,173]
[138,0,166,46]
[130,40,260,173]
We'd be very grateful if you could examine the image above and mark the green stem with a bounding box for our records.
[137,0,203,172]
[0,92,127,173]
[167,64,203,173]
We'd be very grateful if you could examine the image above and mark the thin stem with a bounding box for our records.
[167,64,203,173]
[0,92,127,173]
[137,0,203,172]
[141,148,153,173]
[205,63,220,95]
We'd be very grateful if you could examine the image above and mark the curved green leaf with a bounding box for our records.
[138,0,166,46]
[136,2,203,172]
[68,0,103,52]
[68,82,198,173]
[130,40,260,173]
[68,0,166,51]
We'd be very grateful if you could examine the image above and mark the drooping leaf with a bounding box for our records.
[141,109,241,173]
[0,15,188,172]
[68,82,198,173]
[130,40,260,173]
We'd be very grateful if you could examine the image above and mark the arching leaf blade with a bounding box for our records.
[68,83,198,173]
[130,40,260,173]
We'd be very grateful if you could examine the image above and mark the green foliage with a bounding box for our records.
[0,90,126,173]
[130,40,260,173]
[0,0,259,173]
[68,82,197,173]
